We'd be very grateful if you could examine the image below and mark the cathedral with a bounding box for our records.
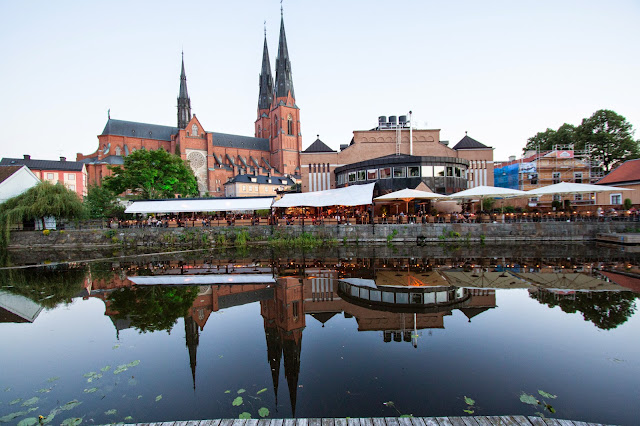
[77,12,302,196]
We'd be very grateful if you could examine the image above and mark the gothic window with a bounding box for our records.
[191,124,198,136]
[287,115,293,135]
[115,146,121,156]
[273,115,278,138]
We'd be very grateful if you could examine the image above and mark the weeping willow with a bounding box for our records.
[0,181,86,247]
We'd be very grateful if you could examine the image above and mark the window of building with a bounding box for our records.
[528,197,539,206]
[434,166,445,177]
[115,146,121,156]
[67,174,75,180]
[292,300,299,320]
[574,172,583,183]
[242,185,246,191]
[357,170,366,181]
[574,193,583,201]
[553,194,561,202]
[273,115,278,137]
[611,193,622,205]
[529,174,538,185]
[367,169,378,180]
[552,172,561,184]
[446,166,454,177]
[393,167,406,178]
[68,185,75,191]
[249,186,252,192]
[287,115,293,135]
[454,167,462,178]
[408,166,420,177]
[255,186,258,192]
[348,172,356,183]
[47,173,54,180]
[191,124,198,136]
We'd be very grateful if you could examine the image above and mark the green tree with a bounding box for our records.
[84,184,125,219]
[108,286,198,333]
[0,181,86,246]
[577,109,639,173]
[523,123,577,153]
[103,148,199,199]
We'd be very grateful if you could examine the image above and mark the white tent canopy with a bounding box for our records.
[128,274,276,286]
[525,181,634,196]
[374,188,446,201]
[272,183,375,208]
[447,185,527,200]
[125,197,275,214]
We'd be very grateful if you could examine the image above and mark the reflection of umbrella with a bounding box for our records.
[374,188,446,212]
[441,271,532,289]
[526,182,633,197]
[447,186,527,211]
[513,272,627,291]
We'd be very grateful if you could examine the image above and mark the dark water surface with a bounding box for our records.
[1,244,639,425]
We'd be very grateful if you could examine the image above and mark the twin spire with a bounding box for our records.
[258,12,295,110]
[178,12,294,128]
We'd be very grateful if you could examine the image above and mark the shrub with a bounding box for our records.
[623,198,633,210]
[42,229,50,236]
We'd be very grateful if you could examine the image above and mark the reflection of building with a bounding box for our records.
[300,123,494,194]
[77,13,302,195]
[0,291,43,323]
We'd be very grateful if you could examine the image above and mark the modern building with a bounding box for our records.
[0,165,40,203]
[0,156,87,198]
[595,159,640,206]
[299,119,494,195]
[77,12,301,196]
[223,174,295,198]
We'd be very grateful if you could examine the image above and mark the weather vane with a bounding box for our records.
[264,20,266,37]
[281,0,283,16]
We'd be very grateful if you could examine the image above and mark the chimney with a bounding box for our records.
[60,156,67,162]
[23,154,30,160]
[508,155,516,162]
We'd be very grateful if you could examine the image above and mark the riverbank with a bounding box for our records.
[6,222,639,249]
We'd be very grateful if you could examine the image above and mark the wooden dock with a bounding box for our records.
[596,232,640,245]
[125,416,613,426]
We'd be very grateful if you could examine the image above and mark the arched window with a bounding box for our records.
[115,146,121,156]
[273,115,278,138]
[191,124,198,137]
[287,115,293,135]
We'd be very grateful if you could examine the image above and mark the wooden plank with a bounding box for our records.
[371,418,387,426]
[484,417,504,426]
[322,418,335,426]
[435,418,454,426]
[499,416,519,426]
[527,417,547,426]
[397,417,413,426]
[334,418,348,426]
[541,419,562,426]
[285,419,297,426]
[271,420,285,426]
[554,420,575,426]
[509,416,534,426]
[297,419,309,426]
[245,420,259,426]
[417,418,439,426]
[347,418,362,426]
[460,417,481,426]
[308,419,323,426]
[231,420,246,426]
[468,417,491,426]
[385,417,400,426]
[219,419,236,426]
[447,417,468,426]
[359,418,374,426]
[256,421,271,426]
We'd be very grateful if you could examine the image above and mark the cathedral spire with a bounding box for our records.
[258,32,274,111]
[177,51,192,129]
[274,11,295,100]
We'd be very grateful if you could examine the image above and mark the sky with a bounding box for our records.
[1,0,639,163]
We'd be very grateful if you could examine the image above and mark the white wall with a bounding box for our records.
[0,166,40,203]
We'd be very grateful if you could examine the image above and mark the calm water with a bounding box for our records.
[1,245,639,425]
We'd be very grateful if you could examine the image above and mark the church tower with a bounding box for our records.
[268,11,302,176]
[177,52,192,129]
[255,31,274,140]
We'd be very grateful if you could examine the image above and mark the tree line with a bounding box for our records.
[523,109,639,173]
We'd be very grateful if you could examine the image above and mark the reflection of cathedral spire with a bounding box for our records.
[283,330,302,417]
[264,322,282,406]
[184,315,199,390]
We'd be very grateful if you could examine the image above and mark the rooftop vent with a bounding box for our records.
[60,156,66,162]
[23,154,31,160]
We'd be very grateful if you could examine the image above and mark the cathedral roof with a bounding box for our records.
[101,119,178,141]
[304,138,335,153]
[452,135,491,150]
[211,132,270,151]
[258,36,274,110]
[275,14,295,99]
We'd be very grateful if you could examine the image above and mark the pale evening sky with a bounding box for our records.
[1,0,639,163]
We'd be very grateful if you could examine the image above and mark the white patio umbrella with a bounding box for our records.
[374,188,446,212]
[525,181,633,196]
[447,186,527,211]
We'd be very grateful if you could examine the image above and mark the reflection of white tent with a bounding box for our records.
[447,186,527,210]
[128,274,276,286]
[125,197,275,214]
[526,181,633,196]
[441,271,532,289]
[273,183,375,208]
[0,290,44,323]
[513,272,627,291]
[374,188,446,211]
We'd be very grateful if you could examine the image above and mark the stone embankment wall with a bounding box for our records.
[7,222,637,249]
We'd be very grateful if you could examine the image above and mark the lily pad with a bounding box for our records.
[40,408,59,425]
[238,412,252,419]
[113,365,128,375]
[463,409,475,414]
[155,395,162,402]
[124,416,133,421]
[104,409,117,415]
[464,396,475,406]
[83,387,98,394]
[0,411,28,422]
[538,390,557,399]
[383,401,395,407]
[257,388,267,395]
[237,388,246,394]
[545,403,556,413]
[224,390,231,394]
[112,345,120,350]
[46,377,60,383]
[37,388,52,393]
[520,393,539,405]
[137,395,143,399]
[4,387,11,391]
[60,400,82,411]
[17,417,38,426]
[232,396,243,406]
[258,407,270,417]
[126,360,140,367]
[61,417,83,425]
[9,398,22,405]
[100,366,111,372]
[22,397,39,406]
